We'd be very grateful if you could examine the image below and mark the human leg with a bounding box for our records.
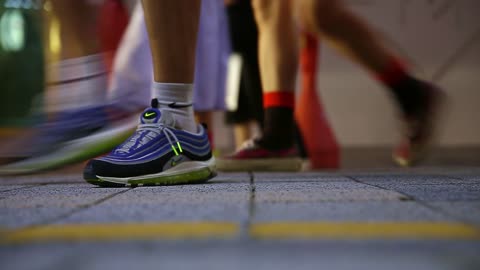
[83,0,216,186]
[0,1,137,174]
[297,0,445,166]
[218,0,302,172]
[45,0,107,113]
[252,0,298,150]
[224,0,263,149]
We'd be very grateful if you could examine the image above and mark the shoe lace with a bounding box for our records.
[115,123,183,156]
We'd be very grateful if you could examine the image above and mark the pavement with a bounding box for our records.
[1,166,480,270]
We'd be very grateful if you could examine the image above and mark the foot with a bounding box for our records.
[0,105,138,174]
[393,83,446,167]
[83,99,216,187]
[216,138,302,172]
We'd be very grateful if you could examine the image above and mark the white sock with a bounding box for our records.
[152,82,197,133]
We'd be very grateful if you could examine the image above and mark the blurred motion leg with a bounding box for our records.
[0,0,137,174]
[297,0,446,166]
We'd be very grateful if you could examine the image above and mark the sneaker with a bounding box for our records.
[83,99,216,187]
[0,105,138,174]
[216,138,302,172]
[393,83,446,167]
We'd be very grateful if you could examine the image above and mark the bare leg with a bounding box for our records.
[83,0,215,185]
[142,0,200,83]
[297,0,393,72]
[219,0,305,170]
[252,0,298,93]
[251,0,298,150]
[142,0,201,132]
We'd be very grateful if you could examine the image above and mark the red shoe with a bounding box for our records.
[217,139,302,172]
[393,83,446,167]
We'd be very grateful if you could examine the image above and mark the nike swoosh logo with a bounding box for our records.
[168,102,192,109]
[144,112,156,117]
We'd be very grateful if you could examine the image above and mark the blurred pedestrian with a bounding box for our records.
[220,0,445,170]
[224,0,264,150]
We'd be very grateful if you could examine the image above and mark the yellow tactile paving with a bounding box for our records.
[2,222,480,244]
[2,222,239,244]
[250,222,480,240]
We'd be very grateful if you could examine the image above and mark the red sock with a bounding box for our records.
[374,58,425,115]
[260,92,295,150]
[263,92,295,109]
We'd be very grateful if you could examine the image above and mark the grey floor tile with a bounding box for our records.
[254,181,406,202]
[60,182,250,223]
[253,172,352,182]
[428,201,480,224]
[351,175,480,201]
[351,174,478,185]
[0,184,126,228]
[0,174,83,185]
[0,185,31,193]
[253,201,450,222]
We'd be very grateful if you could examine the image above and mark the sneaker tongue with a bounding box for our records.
[140,108,175,127]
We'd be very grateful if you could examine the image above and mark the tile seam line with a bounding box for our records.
[0,187,135,238]
[242,171,256,240]
[344,175,415,201]
[345,174,480,227]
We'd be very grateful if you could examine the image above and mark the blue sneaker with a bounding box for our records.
[83,99,216,187]
[0,105,138,174]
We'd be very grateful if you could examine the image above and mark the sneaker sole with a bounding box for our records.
[216,157,302,172]
[0,116,138,175]
[85,157,217,187]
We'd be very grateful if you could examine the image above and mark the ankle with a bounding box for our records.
[152,82,196,132]
[261,92,295,150]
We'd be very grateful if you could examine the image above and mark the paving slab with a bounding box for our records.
[340,167,480,177]
[0,185,31,193]
[254,181,407,203]
[214,172,250,183]
[253,172,352,182]
[449,174,480,183]
[351,175,480,201]
[390,184,480,201]
[1,170,479,270]
[428,201,480,225]
[349,174,479,185]
[253,201,450,222]
[0,184,127,228]
[59,178,250,224]
[0,174,83,185]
